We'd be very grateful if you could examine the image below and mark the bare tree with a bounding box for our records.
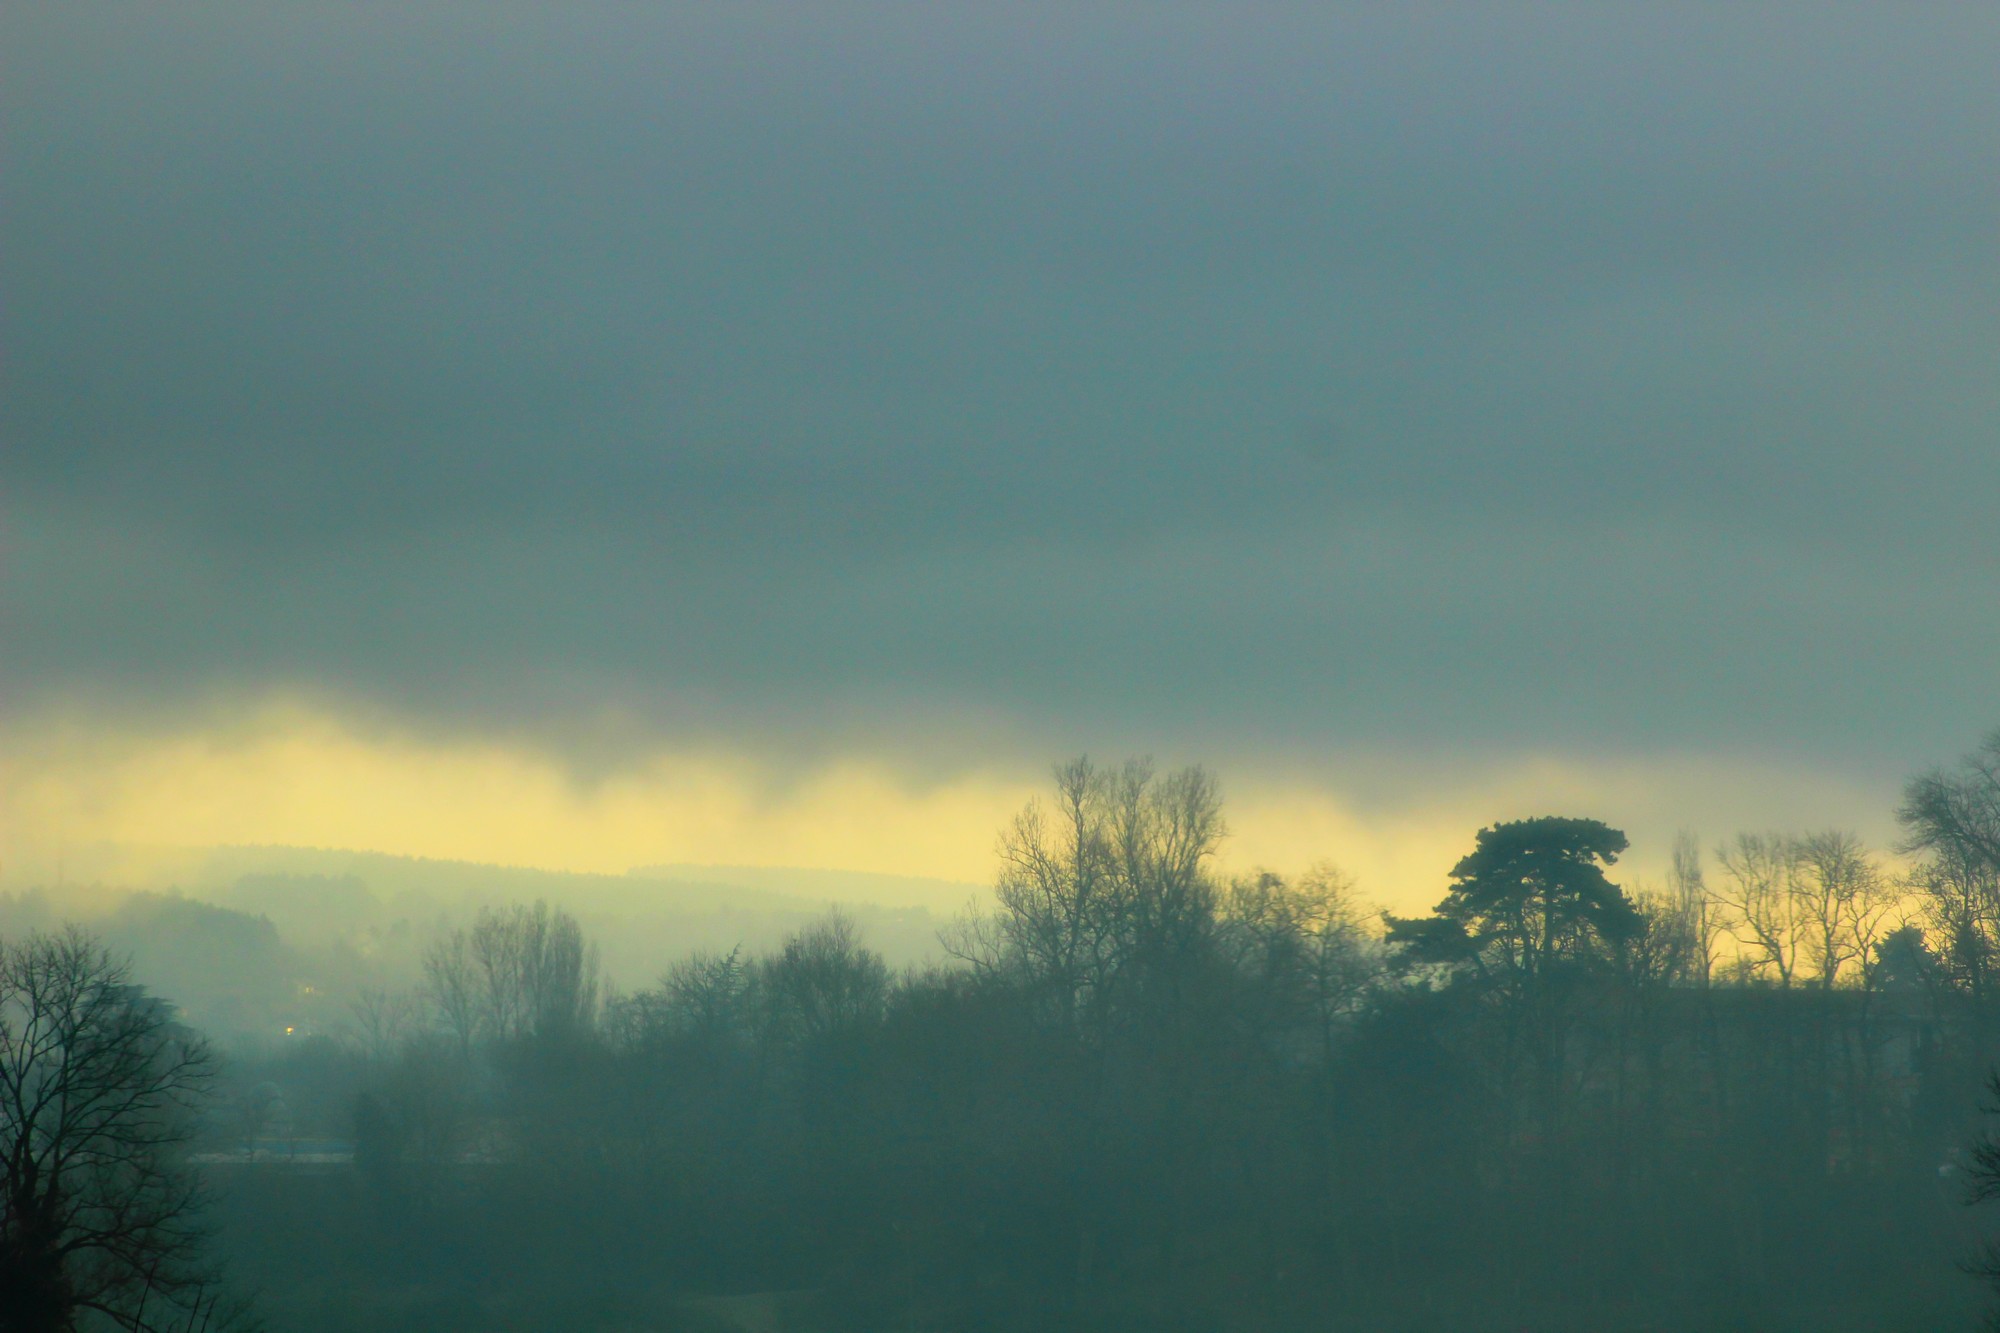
[1622,885,1704,990]
[1953,1068,2000,1321]
[970,757,1226,1030]
[663,947,750,1047]
[348,987,424,1067]
[425,901,600,1052]
[974,757,1122,1024]
[763,912,888,1043]
[0,929,253,1332]
[1712,833,1806,987]
[1668,830,1723,987]
[1901,731,2000,874]
[473,901,600,1044]
[1791,831,1899,989]
[1901,734,2000,1007]
[1911,849,2000,1005]
[1106,760,1226,971]
[605,948,751,1056]
[422,929,481,1060]
[1220,864,1378,1061]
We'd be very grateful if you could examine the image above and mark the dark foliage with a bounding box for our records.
[58,751,2000,1330]
[0,930,254,1332]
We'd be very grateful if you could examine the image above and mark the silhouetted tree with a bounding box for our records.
[1668,830,1722,987]
[1388,817,1639,985]
[1711,832,1807,987]
[606,947,751,1058]
[1903,730,2000,876]
[961,756,1226,1037]
[0,929,253,1332]
[1388,816,1639,1181]
[1903,736,2000,1017]
[1792,831,1896,990]
[1958,1069,2000,1327]
[160,747,2000,1332]
[347,987,423,1068]
[424,901,599,1052]
[1219,864,1378,1062]
[421,929,481,1060]
[763,912,889,1044]
[1912,851,2000,1008]
[952,756,1122,1027]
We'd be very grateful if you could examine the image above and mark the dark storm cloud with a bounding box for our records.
[5,4,1999,770]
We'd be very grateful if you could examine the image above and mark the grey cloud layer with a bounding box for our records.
[6,5,1998,773]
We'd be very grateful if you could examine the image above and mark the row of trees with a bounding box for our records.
[22,736,2000,1329]
[222,749,2000,1329]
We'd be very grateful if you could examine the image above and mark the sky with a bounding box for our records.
[4,5,1998,911]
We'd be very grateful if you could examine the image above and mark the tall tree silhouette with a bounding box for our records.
[0,929,253,1332]
[1389,817,1639,984]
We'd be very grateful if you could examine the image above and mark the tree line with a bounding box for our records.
[20,740,2000,1329]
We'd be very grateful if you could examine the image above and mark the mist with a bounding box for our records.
[8,3,2000,1330]
[9,752,2000,1329]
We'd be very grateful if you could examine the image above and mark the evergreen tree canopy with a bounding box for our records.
[1390,817,1640,981]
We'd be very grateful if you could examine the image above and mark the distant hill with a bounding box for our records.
[627,862,989,912]
[0,889,312,1049]
[10,845,962,1033]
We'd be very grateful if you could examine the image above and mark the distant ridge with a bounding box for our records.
[36,843,987,914]
[16,843,958,986]
[628,862,988,911]
[191,844,816,912]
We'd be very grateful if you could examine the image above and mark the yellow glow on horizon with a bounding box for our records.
[0,704,1037,892]
[0,703,1898,916]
